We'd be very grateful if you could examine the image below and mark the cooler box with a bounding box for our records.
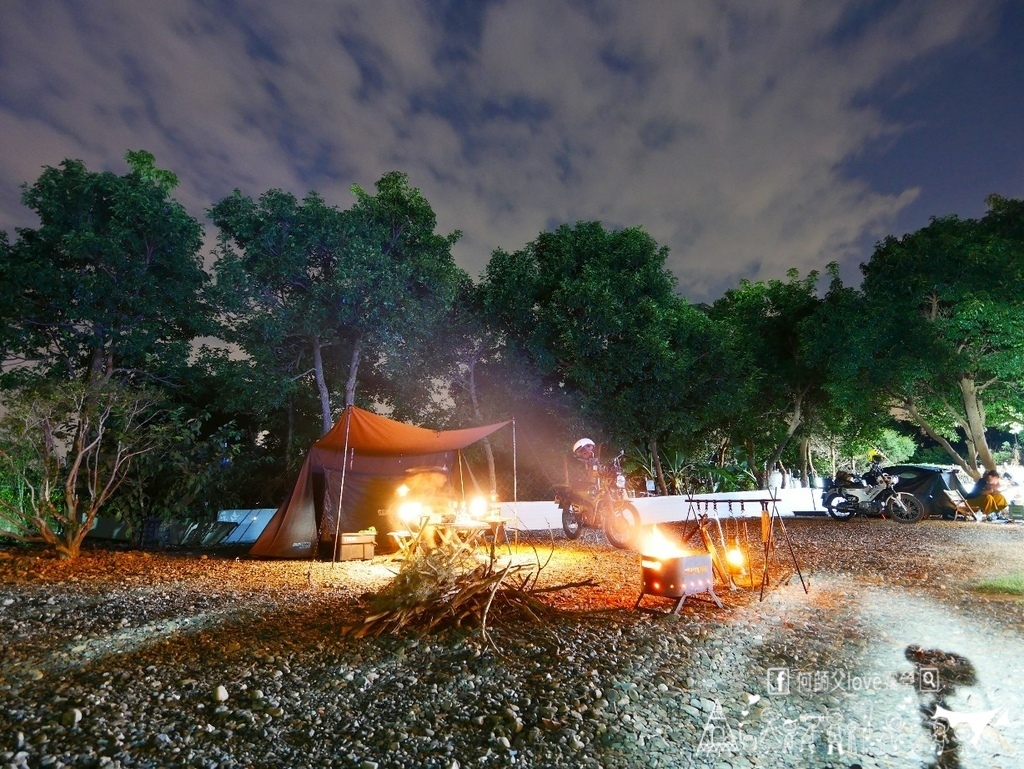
[337,533,376,561]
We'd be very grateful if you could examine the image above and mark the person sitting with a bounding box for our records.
[572,438,600,486]
[965,469,1009,521]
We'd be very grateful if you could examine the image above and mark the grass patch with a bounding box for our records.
[974,573,1024,595]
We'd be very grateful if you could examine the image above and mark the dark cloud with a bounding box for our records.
[0,0,1019,301]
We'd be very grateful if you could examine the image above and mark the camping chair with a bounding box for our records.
[943,489,983,522]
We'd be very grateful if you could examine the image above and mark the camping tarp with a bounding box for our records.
[884,464,969,518]
[250,406,510,558]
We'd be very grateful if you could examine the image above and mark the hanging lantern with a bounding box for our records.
[725,539,747,575]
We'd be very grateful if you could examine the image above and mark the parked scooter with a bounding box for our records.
[822,470,924,523]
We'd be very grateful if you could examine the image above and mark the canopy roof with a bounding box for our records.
[316,405,511,455]
[249,405,512,558]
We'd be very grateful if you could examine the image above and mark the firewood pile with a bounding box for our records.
[348,539,596,641]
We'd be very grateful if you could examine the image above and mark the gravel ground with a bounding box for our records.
[2,517,1024,769]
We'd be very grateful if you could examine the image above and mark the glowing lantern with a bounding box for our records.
[725,546,747,574]
[468,496,488,518]
[397,500,424,524]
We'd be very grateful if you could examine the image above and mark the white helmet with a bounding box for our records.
[573,438,595,455]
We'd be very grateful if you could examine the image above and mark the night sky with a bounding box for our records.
[1,0,1021,302]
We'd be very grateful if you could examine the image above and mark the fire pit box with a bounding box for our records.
[337,533,376,561]
[635,553,722,614]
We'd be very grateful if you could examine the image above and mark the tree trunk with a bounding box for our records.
[901,396,978,479]
[311,332,332,435]
[285,399,296,467]
[959,377,997,473]
[745,440,762,489]
[651,438,668,495]
[344,335,362,408]
[764,389,805,488]
[798,437,812,488]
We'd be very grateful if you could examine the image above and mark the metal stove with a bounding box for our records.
[634,552,723,614]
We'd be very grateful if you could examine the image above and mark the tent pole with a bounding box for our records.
[512,417,519,548]
[331,407,353,567]
[457,449,465,507]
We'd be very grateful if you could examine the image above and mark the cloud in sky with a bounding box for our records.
[0,0,1019,301]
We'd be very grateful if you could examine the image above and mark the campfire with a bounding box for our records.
[634,525,723,614]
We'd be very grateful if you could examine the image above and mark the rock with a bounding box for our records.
[213,685,229,702]
[61,708,83,727]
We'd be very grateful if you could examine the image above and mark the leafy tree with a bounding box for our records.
[105,407,244,537]
[0,152,225,549]
[209,172,466,438]
[209,188,347,436]
[1,152,209,389]
[708,269,831,487]
[481,221,724,493]
[0,382,168,559]
[858,196,1024,478]
[338,172,465,419]
[794,265,909,481]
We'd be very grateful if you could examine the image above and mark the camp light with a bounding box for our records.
[469,496,488,517]
[397,500,424,524]
[725,546,747,574]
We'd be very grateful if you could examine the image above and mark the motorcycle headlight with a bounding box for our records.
[615,473,626,489]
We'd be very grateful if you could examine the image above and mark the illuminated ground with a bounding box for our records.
[1,518,1022,768]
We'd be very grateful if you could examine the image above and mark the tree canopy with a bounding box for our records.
[856,196,1024,477]
[1,154,209,389]
[3,147,1023,541]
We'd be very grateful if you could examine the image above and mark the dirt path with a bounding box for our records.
[682,519,1024,768]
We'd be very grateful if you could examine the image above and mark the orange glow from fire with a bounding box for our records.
[639,525,689,558]
[726,546,747,573]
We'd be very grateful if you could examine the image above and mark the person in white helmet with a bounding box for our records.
[572,438,599,483]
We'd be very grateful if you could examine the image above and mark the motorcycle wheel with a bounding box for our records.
[602,499,640,549]
[824,492,856,521]
[562,504,584,539]
[886,493,924,524]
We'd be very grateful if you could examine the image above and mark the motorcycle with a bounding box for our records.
[822,471,924,523]
[553,451,640,548]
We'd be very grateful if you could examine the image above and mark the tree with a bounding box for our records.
[209,188,347,436]
[858,196,1024,478]
[0,152,221,550]
[481,221,722,493]
[708,269,832,488]
[337,172,465,419]
[209,172,466,437]
[1,152,209,389]
[0,382,168,559]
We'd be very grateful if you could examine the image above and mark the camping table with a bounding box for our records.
[388,529,421,558]
[433,521,490,553]
[388,515,431,558]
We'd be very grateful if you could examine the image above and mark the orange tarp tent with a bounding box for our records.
[250,406,510,558]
